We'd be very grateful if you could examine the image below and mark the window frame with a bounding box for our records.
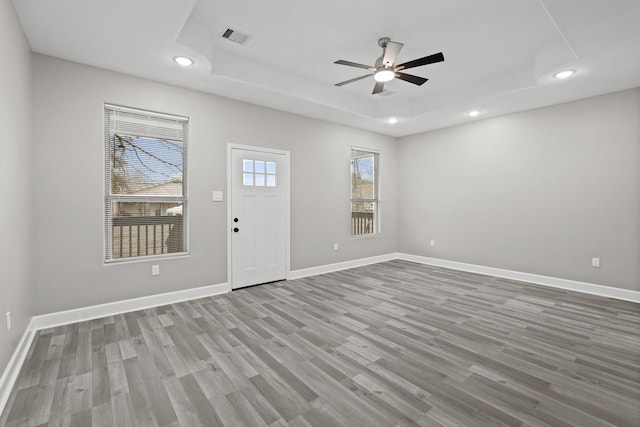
[104,104,189,263]
[350,147,381,237]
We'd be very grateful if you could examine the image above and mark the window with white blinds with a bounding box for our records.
[351,147,380,236]
[104,104,188,261]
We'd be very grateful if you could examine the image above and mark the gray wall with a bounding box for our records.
[0,0,34,373]
[21,36,640,322]
[398,88,640,291]
[32,55,398,314]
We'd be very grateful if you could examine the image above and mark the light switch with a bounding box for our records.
[212,191,223,202]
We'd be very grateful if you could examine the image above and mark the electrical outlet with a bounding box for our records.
[6,312,11,331]
[430,240,435,247]
[592,258,600,268]
[333,243,339,251]
[152,265,160,275]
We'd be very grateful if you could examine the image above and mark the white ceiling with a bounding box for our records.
[12,0,640,137]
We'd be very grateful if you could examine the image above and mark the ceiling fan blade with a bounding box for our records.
[395,72,428,86]
[382,41,403,67]
[334,74,372,87]
[334,60,375,70]
[396,52,444,70]
[372,81,384,94]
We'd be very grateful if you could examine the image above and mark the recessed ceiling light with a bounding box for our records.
[173,56,194,67]
[468,110,480,117]
[554,70,575,79]
[374,69,395,83]
[387,117,398,124]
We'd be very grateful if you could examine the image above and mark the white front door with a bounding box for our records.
[229,146,289,289]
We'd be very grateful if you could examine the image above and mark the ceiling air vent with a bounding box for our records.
[221,28,251,45]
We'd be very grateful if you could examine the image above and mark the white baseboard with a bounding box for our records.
[30,282,230,331]
[0,318,36,419]
[398,253,640,303]
[289,253,399,280]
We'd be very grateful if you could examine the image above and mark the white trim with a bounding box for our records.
[289,253,399,280]
[0,318,36,417]
[227,143,291,290]
[398,253,640,303]
[103,253,190,266]
[30,282,229,330]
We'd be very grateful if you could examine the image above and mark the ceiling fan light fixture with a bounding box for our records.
[374,69,395,83]
[173,56,194,67]
[334,38,444,94]
[554,69,575,79]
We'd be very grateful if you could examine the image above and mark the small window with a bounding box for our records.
[243,159,276,187]
[104,104,188,261]
[351,148,379,236]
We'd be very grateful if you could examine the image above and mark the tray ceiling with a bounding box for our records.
[12,0,640,136]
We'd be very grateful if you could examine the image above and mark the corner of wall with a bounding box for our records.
[0,0,37,397]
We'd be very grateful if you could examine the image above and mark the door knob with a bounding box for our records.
[233,227,239,232]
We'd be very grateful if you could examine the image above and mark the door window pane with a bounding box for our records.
[242,159,277,188]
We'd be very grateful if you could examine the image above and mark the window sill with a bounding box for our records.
[104,252,190,266]
[351,233,381,240]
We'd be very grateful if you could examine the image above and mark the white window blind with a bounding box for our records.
[104,104,189,261]
[351,147,380,236]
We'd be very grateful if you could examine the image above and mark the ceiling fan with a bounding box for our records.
[334,37,444,94]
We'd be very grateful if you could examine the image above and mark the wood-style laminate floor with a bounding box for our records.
[2,260,639,427]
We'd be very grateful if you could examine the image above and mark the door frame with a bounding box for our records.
[227,143,291,289]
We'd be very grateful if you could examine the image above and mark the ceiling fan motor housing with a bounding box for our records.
[378,37,391,48]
